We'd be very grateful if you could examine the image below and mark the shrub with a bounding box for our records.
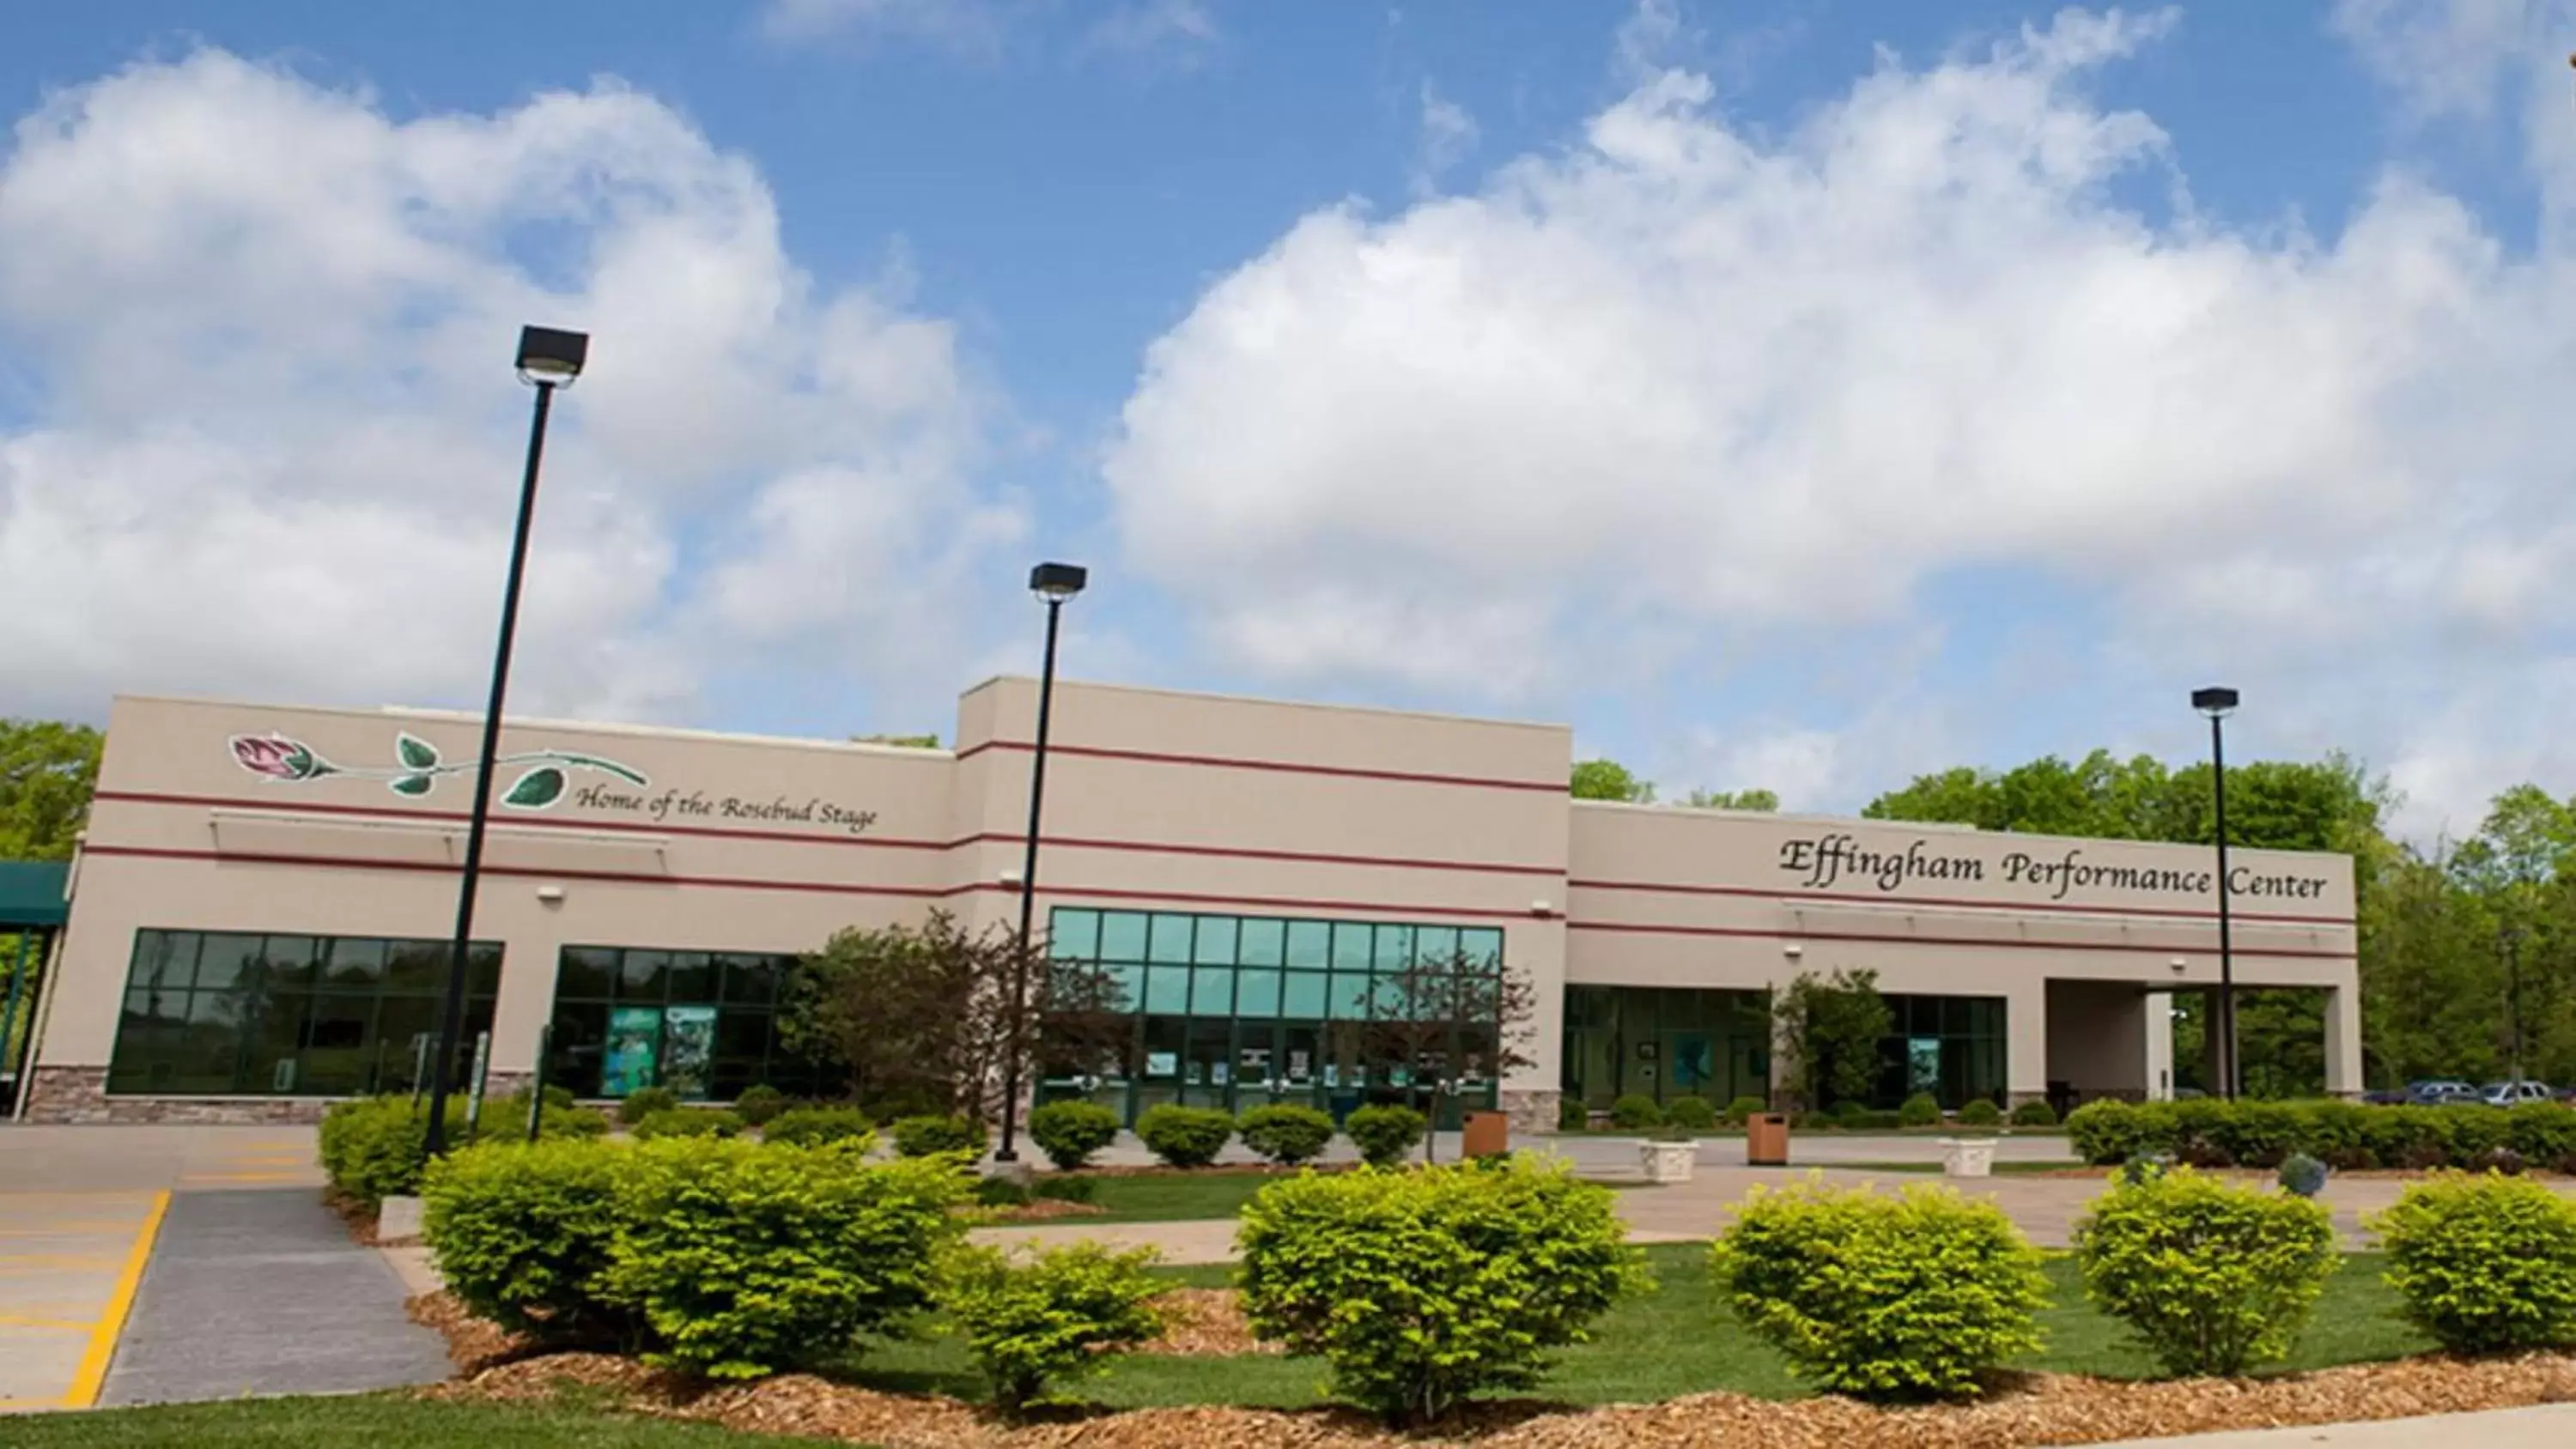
[732,1086,788,1126]
[2506,1103,2576,1165]
[2075,1167,2337,1377]
[1033,1174,1097,1204]
[422,1137,632,1342]
[1558,1097,1589,1131]
[1833,1098,1871,1124]
[1714,1180,2044,1400]
[762,1106,874,1149]
[2010,1100,2059,1129]
[494,1087,600,1137]
[2067,1100,2144,1165]
[1134,1106,1233,1168]
[1664,1096,1720,1131]
[319,1096,469,1208]
[1237,1105,1336,1166]
[618,1087,679,1125]
[1344,1105,1428,1167]
[2278,1152,2329,1197]
[2211,1100,2296,1167]
[1239,1155,1643,1424]
[2305,1100,2373,1169]
[1028,1100,1122,1172]
[603,1138,964,1378]
[891,1114,984,1159]
[2443,1104,2510,1161]
[944,1242,1165,1412]
[1898,1093,1941,1129]
[972,1175,1031,1208]
[633,1108,742,1141]
[1725,1094,1769,1126]
[1608,1094,1663,1131]
[1955,1099,2002,1127]
[2121,1151,2176,1188]
[2372,1173,2576,1353]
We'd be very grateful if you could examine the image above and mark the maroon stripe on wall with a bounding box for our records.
[952,831,1561,877]
[1569,876,2344,927]
[947,879,1536,921]
[955,738,1567,792]
[1568,918,2354,961]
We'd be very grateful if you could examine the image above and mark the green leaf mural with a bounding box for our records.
[390,773,434,797]
[502,766,567,809]
[396,732,440,771]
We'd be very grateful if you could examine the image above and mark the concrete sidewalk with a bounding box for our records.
[2056,1402,2576,1446]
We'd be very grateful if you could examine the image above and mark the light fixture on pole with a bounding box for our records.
[424,324,588,1157]
[993,561,1086,1165]
[2191,684,2240,1102]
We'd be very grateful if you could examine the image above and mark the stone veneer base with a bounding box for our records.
[1499,1087,1560,1137]
[16,1064,516,1125]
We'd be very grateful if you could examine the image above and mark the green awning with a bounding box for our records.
[0,861,69,929]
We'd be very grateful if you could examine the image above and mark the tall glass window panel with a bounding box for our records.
[1148,913,1194,964]
[1192,916,1239,966]
[1282,971,1327,1020]
[1191,966,1235,1016]
[1373,925,1415,970]
[1284,920,1330,969]
[1049,908,1102,960]
[1237,918,1285,967]
[1098,912,1150,962]
[1235,967,1282,1019]
[1145,966,1190,1016]
[1331,923,1373,971]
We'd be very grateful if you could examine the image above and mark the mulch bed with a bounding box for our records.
[408,1290,2576,1446]
[978,1199,1110,1223]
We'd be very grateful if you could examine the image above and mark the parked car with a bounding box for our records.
[2407,1079,2481,1105]
[2481,1079,2555,1107]
[2360,1086,2409,1106]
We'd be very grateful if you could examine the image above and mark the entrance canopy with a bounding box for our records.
[0,862,68,929]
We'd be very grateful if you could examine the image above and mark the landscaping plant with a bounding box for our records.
[321,1094,593,1207]
[1134,1105,1234,1167]
[2277,1152,2329,1197]
[421,1137,633,1343]
[761,1106,874,1149]
[617,1087,679,1126]
[2074,1166,2337,1377]
[1027,1100,1122,1172]
[1711,1179,2046,1400]
[1558,1097,1589,1131]
[602,1137,964,1378]
[1955,1099,2002,1127]
[1343,1104,1427,1167]
[1237,1104,1336,1166]
[2372,1172,2576,1353]
[730,1085,788,1127]
[2009,1099,2058,1129]
[1607,1094,1662,1131]
[1664,1096,1720,1131]
[1725,1094,1769,1126]
[1898,1093,1941,1128]
[1237,1155,1643,1425]
[942,1242,1165,1413]
[631,1108,742,1140]
[890,1113,984,1158]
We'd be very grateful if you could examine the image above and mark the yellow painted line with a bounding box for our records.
[0,1313,91,1330]
[59,1189,167,1410]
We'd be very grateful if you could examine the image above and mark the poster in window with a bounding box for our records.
[662,1006,717,1100]
[1908,1037,1941,1095]
[601,1007,661,1098]
[1145,1052,1177,1079]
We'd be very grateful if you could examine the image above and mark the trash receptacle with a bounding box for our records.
[1463,1110,1510,1159]
[1747,1112,1790,1166]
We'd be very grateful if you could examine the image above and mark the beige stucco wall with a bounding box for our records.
[31,676,2361,1113]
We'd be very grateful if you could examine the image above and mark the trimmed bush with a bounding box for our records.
[891,1114,984,1158]
[1833,1098,1871,1124]
[633,1108,741,1140]
[1028,1100,1122,1172]
[618,1087,679,1125]
[1033,1174,1097,1204]
[2373,1172,2576,1353]
[1725,1095,1769,1126]
[1239,1155,1643,1424]
[2066,1100,2144,1165]
[731,1085,788,1126]
[422,1137,632,1342]
[494,1087,604,1139]
[1956,1099,2003,1127]
[1664,1096,1720,1131]
[319,1095,471,1208]
[1714,1180,2044,1400]
[1898,1093,1941,1129]
[762,1106,874,1149]
[602,1138,964,1378]
[2506,1103,2576,1165]
[944,1241,1165,1412]
[2121,1151,2176,1187]
[972,1175,1031,1208]
[1237,1104,1336,1167]
[1608,1094,1663,1131]
[1134,1106,1234,1168]
[1558,1097,1589,1131]
[2278,1152,2328,1197]
[1344,1105,1428,1167]
[2075,1167,2337,1377]
[2009,1099,2059,1129]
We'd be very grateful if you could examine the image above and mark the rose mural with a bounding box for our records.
[225,730,647,809]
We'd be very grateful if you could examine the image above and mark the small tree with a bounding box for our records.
[1363,945,1540,1163]
[1770,968,1893,1113]
[785,911,1130,1124]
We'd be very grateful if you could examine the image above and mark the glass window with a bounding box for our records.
[1373,925,1415,969]
[1237,918,1285,967]
[1416,925,1460,965]
[1148,913,1194,963]
[618,950,671,1002]
[384,942,448,993]
[1331,923,1374,970]
[1284,920,1330,968]
[1282,971,1327,1019]
[667,952,717,1002]
[1459,929,1504,967]
[1098,912,1150,961]
[192,935,262,994]
[1192,917,1239,966]
[1145,967,1190,1015]
[556,947,617,999]
[720,954,781,1005]
[1329,972,1373,1020]
[1049,908,1102,960]
[260,936,319,990]
[1103,963,1145,1014]
[1191,966,1235,1016]
[133,931,197,992]
[1235,967,1281,1019]
[322,937,387,989]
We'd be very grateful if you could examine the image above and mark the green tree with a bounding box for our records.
[0,719,103,860]
[852,732,941,749]
[1681,787,1779,811]
[1570,758,1654,803]
[1770,968,1893,1110]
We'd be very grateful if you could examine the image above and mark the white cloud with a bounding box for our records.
[763,0,1221,68]
[1413,82,1479,195]
[761,0,1012,55]
[1101,8,2576,831]
[1079,0,1222,64]
[2328,0,2564,121]
[0,51,1011,725]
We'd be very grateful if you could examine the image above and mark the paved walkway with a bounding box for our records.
[2056,1402,2576,1446]
[0,1188,164,1412]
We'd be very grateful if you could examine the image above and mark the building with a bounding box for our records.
[9,679,2360,1126]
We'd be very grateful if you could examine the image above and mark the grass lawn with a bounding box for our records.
[1060,1169,1660,1223]
[2,1396,830,1448]
[850,1246,2430,1410]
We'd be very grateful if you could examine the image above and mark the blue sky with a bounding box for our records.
[1,2,2572,837]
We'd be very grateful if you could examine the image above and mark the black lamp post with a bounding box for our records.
[424,324,588,1156]
[2191,685,2240,1101]
[993,561,1086,1165]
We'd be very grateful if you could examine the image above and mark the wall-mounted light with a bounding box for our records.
[2168,955,2187,974]
[1530,899,1555,917]
[999,867,1024,886]
[536,884,565,905]
[1783,943,1804,959]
